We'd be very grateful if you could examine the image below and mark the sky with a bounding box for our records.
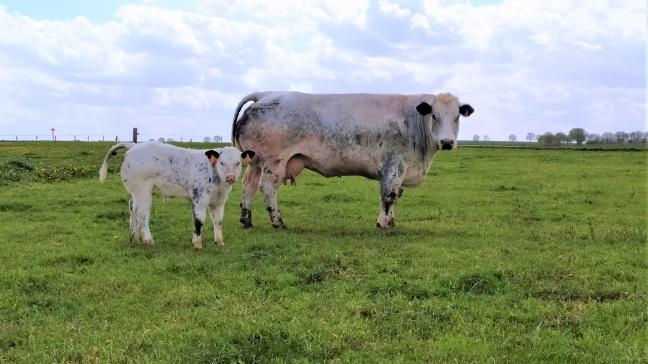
[0,0,645,142]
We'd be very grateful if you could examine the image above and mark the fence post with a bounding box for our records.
[133,128,138,143]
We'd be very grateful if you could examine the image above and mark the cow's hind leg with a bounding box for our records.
[377,159,406,229]
[240,164,261,229]
[259,162,286,228]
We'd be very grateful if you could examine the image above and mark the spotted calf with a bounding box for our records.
[99,142,254,249]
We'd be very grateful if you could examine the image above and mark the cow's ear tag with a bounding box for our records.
[205,150,220,166]
[241,150,255,165]
[209,155,218,166]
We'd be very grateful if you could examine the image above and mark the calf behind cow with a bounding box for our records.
[232,91,474,229]
[99,142,254,249]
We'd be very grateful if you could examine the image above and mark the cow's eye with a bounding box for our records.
[432,115,437,121]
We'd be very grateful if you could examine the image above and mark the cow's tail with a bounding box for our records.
[99,142,133,182]
[231,92,262,148]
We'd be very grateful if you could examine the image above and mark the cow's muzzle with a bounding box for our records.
[225,175,237,184]
[440,139,454,150]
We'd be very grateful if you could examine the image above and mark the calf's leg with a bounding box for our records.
[210,200,226,246]
[191,200,208,250]
[130,185,154,244]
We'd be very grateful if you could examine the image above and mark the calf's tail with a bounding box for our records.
[231,92,262,148]
[99,142,133,182]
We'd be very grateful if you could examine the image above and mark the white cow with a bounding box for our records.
[232,91,474,229]
[99,142,255,249]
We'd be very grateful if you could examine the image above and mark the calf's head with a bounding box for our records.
[205,146,255,185]
[416,93,474,150]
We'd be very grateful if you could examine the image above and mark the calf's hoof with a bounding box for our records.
[192,237,203,250]
[376,216,395,230]
[241,221,253,229]
[215,241,225,247]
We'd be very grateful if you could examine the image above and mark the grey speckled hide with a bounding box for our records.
[232,91,474,229]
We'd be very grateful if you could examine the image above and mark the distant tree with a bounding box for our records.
[615,131,629,144]
[213,136,223,142]
[568,128,586,145]
[473,134,480,141]
[586,133,601,144]
[483,135,490,141]
[629,131,647,143]
[555,132,569,144]
[526,132,536,142]
[167,138,175,142]
[601,132,615,143]
[203,137,211,143]
[538,132,554,147]
[508,134,517,142]
[158,137,166,142]
[148,138,155,142]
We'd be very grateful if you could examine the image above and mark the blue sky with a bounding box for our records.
[0,0,645,141]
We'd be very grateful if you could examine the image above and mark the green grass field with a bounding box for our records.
[0,142,646,362]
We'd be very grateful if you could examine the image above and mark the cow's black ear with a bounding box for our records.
[416,102,432,115]
[460,104,474,117]
[205,150,220,159]
[241,150,255,165]
[241,150,255,159]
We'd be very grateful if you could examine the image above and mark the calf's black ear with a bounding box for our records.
[205,150,220,165]
[460,104,474,117]
[241,150,255,165]
[416,102,432,115]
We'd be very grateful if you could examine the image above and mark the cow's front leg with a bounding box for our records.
[210,201,226,247]
[377,160,406,229]
[240,164,261,229]
[259,163,286,228]
[191,200,209,250]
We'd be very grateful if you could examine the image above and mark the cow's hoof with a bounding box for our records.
[272,223,285,229]
[241,222,253,229]
[215,241,225,247]
[143,239,155,245]
[388,219,395,228]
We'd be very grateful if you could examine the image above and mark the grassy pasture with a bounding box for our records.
[0,141,646,363]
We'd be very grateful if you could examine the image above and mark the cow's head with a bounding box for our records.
[416,93,474,150]
[206,146,256,185]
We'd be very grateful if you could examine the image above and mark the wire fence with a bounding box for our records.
[0,134,227,143]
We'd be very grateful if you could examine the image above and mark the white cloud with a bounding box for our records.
[0,0,645,141]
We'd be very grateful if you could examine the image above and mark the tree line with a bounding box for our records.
[493,129,648,147]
